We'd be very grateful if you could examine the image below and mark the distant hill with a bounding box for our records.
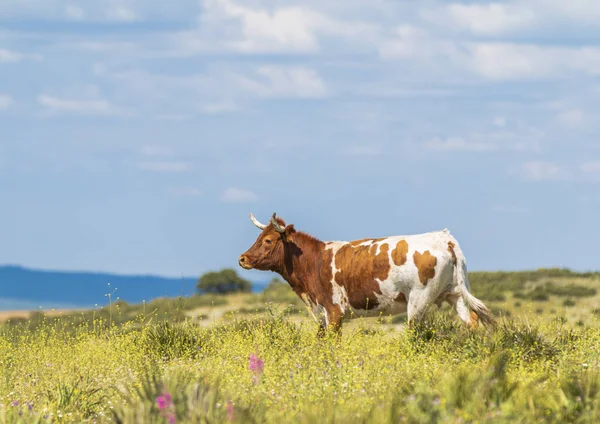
[0,265,269,311]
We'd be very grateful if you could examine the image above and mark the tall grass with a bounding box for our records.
[1,308,599,423]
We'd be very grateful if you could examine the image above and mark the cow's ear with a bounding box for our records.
[282,224,296,243]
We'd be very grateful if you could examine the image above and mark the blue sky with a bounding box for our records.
[1,0,600,280]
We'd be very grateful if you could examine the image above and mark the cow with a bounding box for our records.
[238,212,494,335]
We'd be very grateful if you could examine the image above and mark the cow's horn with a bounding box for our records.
[270,212,285,233]
[250,213,267,230]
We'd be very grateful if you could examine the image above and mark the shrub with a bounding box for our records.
[196,268,252,294]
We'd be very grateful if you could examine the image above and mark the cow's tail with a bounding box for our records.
[447,234,495,326]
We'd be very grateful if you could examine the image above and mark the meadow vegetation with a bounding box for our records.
[1,268,599,423]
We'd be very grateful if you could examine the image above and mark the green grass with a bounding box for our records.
[1,310,600,423]
[1,268,599,423]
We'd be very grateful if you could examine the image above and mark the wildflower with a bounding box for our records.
[11,401,19,407]
[156,392,173,410]
[166,413,176,424]
[226,400,235,421]
[249,354,264,374]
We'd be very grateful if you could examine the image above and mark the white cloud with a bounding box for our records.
[0,49,41,63]
[425,128,543,153]
[581,161,600,174]
[493,117,507,128]
[37,94,118,115]
[467,43,541,80]
[379,25,459,62]
[0,0,148,22]
[0,95,12,110]
[210,0,321,53]
[136,161,190,173]
[107,5,138,22]
[467,43,600,80]
[438,3,535,35]
[427,1,600,36]
[520,161,568,181]
[380,25,600,81]
[197,0,371,54]
[221,187,258,203]
[557,109,584,127]
[236,66,327,98]
[65,5,85,20]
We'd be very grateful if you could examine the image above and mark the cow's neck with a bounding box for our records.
[276,232,325,294]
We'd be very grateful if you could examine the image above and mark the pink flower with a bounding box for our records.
[166,413,176,424]
[248,354,264,374]
[226,400,235,421]
[156,392,173,410]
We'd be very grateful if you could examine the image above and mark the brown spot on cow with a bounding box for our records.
[391,240,409,266]
[413,250,437,285]
[333,243,390,310]
[469,311,479,330]
[395,292,406,303]
[447,241,457,266]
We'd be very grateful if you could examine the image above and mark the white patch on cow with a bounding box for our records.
[325,242,350,316]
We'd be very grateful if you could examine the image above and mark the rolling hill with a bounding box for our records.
[0,265,268,310]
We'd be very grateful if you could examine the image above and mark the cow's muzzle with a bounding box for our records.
[238,255,253,270]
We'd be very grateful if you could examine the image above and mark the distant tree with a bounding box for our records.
[263,277,288,294]
[196,268,252,294]
[261,277,297,303]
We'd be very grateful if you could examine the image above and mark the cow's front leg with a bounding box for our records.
[314,305,343,339]
[300,293,329,337]
[325,304,343,334]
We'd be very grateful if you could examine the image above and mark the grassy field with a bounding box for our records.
[1,268,599,423]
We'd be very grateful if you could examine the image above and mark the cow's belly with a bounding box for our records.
[334,260,454,319]
[344,298,408,319]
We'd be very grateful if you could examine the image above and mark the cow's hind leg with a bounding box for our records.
[406,292,434,327]
[449,293,479,329]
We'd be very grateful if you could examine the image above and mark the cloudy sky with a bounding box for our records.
[1,0,599,279]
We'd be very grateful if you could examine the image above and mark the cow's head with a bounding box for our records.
[238,212,296,271]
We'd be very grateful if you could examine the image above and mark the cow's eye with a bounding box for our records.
[264,239,272,245]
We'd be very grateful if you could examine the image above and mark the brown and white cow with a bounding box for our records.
[238,212,494,334]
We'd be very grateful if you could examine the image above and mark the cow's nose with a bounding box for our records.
[238,255,247,266]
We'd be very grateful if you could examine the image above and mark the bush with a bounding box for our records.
[261,278,299,305]
[196,268,252,294]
